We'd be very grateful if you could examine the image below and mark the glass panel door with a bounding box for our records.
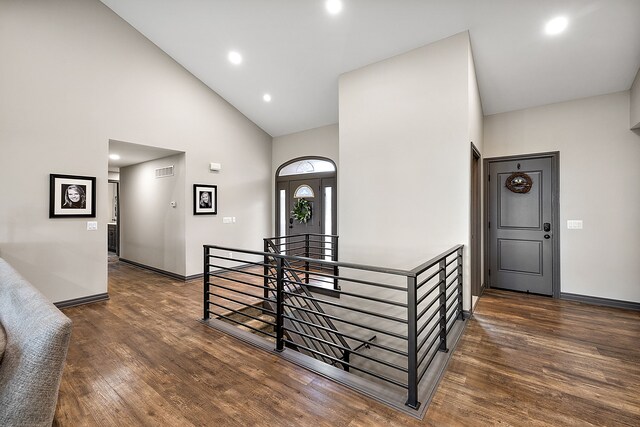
[324,186,332,260]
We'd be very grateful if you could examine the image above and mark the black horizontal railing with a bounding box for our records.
[264,237,352,369]
[203,239,464,410]
[265,234,339,289]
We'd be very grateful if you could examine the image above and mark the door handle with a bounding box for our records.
[543,222,551,232]
[544,234,551,239]
[289,218,293,229]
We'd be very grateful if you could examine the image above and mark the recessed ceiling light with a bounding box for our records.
[263,94,272,103]
[545,16,568,35]
[109,154,120,160]
[325,0,343,15]
[228,51,243,65]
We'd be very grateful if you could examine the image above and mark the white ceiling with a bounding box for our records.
[100,0,640,137]
[108,139,183,170]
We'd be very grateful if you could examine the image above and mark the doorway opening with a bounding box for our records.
[107,139,186,276]
[275,157,337,292]
[470,144,481,309]
[107,179,119,257]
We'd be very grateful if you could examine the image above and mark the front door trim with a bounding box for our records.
[275,156,337,237]
[483,151,560,298]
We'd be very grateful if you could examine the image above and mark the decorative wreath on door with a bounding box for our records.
[292,198,312,224]
[505,172,533,194]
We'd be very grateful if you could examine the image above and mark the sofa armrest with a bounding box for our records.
[0,258,72,427]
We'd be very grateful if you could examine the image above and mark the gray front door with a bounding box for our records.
[488,156,555,295]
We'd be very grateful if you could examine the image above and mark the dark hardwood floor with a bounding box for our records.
[54,260,640,426]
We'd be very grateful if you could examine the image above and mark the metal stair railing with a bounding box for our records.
[263,237,354,370]
[202,239,465,410]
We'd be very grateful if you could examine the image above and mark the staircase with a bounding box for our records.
[221,305,276,341]
[262,239,354,370]
[202,237,466,413]
[217,239,355,370]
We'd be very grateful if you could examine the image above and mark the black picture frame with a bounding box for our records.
[193,184,217,215]
[49,174,96,218]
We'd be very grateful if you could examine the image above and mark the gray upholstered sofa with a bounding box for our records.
[0,258,72,427]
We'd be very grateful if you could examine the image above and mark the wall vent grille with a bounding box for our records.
[155,165,174,178]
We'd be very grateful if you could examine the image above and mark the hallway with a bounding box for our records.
[54,260,640,426]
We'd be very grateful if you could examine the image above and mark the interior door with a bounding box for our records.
[488,157,554,295]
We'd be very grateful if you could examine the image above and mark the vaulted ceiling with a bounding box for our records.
[100,0,640,137]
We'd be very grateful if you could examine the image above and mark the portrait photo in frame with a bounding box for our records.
[49,174,96,218]
[194,184,217,215]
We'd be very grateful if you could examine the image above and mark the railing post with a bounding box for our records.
[203,246,210,321]
[438,259,449,353]
[333,235,339,290]
[304,234,310,284]
[406,275,419,409]
[342,350,350,373]
[275,256,285,352]
[457,247,465,320]
[263,239,270,313]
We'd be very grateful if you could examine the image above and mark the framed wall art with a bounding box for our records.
[194,184,217,215]
[49,174,96,218]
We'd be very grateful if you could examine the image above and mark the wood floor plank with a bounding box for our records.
[54,261,640,426]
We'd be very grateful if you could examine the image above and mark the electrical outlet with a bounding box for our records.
[223,217,232,224]
[87,221,98,231]
[567,220,583,229]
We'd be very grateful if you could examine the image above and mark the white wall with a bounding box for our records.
[0,0,271,302]
[337,32,479,385]
[339,32,474,308]
[631,68,640,129]
[120,154,186,275]
[484,91,640,303]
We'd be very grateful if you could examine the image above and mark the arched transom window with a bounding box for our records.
[278,159,335,177]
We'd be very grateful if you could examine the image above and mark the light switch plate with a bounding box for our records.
[567,220,583,229]
[87,221,98,231]
[223,217,232,224]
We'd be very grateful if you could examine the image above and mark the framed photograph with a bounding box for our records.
[194,184,217,215]
[49,174,96,218]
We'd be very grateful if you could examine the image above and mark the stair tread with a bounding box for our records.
[237,314,276,331]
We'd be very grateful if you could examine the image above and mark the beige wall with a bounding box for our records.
[0,0,271,302]
[631,68,640,129]
[120,154,186,275]
[468,44,484,155]
[272,124,339,173]
[468,38,484,305]
[484,91,640,303]
[339,32,476,310]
